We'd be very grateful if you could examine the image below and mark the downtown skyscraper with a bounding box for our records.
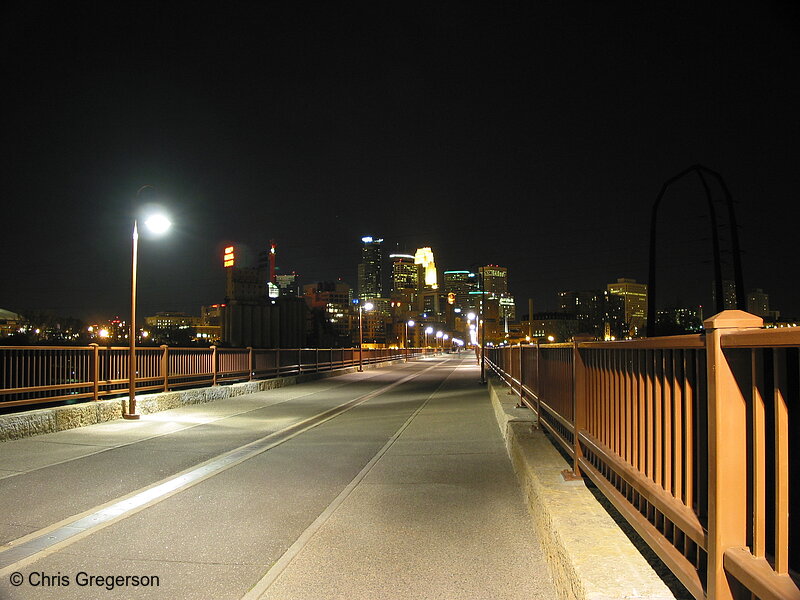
[357,236,383,300]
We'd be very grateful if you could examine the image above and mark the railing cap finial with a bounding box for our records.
[703,310,763,331]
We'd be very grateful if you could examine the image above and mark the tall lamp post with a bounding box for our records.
[436,330,443,350]
[358,301,374,372]
[424,326,433,349]
[405,319,415,349]
[405,319,415,362]
[125,199,172,420]
[478,268,486,384]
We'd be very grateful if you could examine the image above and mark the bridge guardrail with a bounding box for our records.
[0,346,436,409]
[485,311,799,600]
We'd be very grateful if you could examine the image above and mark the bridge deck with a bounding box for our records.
[0,354,556,599]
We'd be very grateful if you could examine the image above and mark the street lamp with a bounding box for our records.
[358,301,374,372]
[424,326,434,348]
[405,319,415,349]
[436,330,443,350]
[125,194,172,420]
[478,268,486,384]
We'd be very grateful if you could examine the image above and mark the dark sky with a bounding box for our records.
[2,2,799,323]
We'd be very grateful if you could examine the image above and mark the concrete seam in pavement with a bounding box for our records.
[0,362,442,577]
[241,358,459,600]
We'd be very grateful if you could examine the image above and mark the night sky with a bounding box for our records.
[3,3,799,323]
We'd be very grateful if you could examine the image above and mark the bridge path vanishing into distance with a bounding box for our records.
[0,354,561,600]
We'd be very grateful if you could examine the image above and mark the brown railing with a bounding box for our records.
[0,346,435,409]
[485,311,799,600]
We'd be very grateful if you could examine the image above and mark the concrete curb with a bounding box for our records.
[487,378,679,600]
[0,359,407,443]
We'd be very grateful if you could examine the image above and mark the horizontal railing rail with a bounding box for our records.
[485,311,799,600]
[0,345,436,410]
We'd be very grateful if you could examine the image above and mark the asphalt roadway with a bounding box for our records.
[0,354,556,599]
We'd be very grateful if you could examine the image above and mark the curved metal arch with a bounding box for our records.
[646,165,745,337]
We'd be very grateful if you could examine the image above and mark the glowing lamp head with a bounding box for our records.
[144,214,171,234]
[363,302,374,311]
[436,331,443,338]
[467,312,476,320]
[547,335,555,342]
[425,326,433,334]
[407,320,415,327]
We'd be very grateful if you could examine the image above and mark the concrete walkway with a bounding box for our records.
[0,354,556,599]
[246,357,556,600]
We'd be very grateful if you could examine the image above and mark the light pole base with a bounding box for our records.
[122,413,141,420]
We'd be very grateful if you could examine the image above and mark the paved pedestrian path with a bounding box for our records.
[0,354,556,599]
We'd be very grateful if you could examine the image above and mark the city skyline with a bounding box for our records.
[2,4,799,322]
[0,228,792,326]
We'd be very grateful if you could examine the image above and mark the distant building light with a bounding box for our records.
[223,246,235,268]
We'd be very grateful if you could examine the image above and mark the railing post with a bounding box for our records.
[316,348,320,373]
[535,341,541,425]
[517,343,524,408]
[161,345,169,392]
[248,347,254,381]
[276,348,280,377]
[90,343,100,401]
[570,338,589,478]
[211,346,218,386]
[704,310,763,600]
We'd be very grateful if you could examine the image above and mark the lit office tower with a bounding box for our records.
[607,278,648,337]
[443,270,477,311]
[712,279,738,310]
[479,265,508,294]
[414,247,438,289]
[390,254,419,297]
[746,289,770,317]
[358,236,383,300]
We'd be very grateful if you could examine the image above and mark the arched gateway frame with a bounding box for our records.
[646,165,745,337]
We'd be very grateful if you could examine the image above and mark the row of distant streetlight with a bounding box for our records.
[356,303,458,372]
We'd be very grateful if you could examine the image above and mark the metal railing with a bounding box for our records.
[0,345,435,409]
[485,311,799,600]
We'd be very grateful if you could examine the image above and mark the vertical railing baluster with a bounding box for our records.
[772,347,790,575]
[751,348,766,559]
